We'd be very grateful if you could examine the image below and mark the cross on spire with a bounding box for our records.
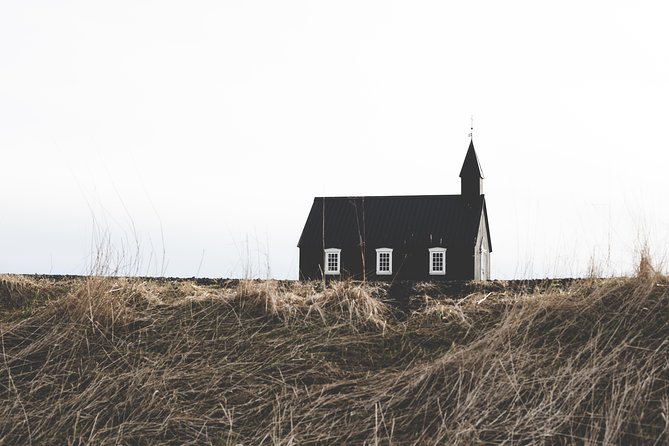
[469,115,474,139]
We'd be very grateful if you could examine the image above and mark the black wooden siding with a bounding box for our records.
[298,195,491,281]
[299,244,474,281]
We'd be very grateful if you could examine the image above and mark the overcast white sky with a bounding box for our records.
[1,1,669,279]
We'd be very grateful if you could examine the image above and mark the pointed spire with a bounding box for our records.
[459,139,484,179]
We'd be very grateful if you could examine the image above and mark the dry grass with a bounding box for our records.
[1,273,667,444]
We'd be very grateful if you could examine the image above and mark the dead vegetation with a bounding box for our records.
[0,273,667,444]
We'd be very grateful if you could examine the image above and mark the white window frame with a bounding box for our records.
[429,247,447,275]
[375,248,393,275]
[324,248,341,275]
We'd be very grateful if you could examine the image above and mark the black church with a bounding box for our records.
[297,139,492,281]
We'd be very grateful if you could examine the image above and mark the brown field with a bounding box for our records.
[1,272,667,445]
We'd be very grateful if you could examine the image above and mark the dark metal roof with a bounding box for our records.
[298,194,491,250]
[459,139,484,179]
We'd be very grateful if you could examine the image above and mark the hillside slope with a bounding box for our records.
[1,274,667,444]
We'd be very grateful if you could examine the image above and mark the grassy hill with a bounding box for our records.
[1,273,667,444]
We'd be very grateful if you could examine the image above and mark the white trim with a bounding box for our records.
[324,248,341,275]
[429,247,447,275]
[375,248,393,275]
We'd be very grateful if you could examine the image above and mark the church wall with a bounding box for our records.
[299,244,475,281]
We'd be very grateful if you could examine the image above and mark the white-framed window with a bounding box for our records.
[375,248,393,275]
[324,248,341,275]
[429,247,447,275]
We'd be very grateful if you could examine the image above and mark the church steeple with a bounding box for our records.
[459,138,484,197]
